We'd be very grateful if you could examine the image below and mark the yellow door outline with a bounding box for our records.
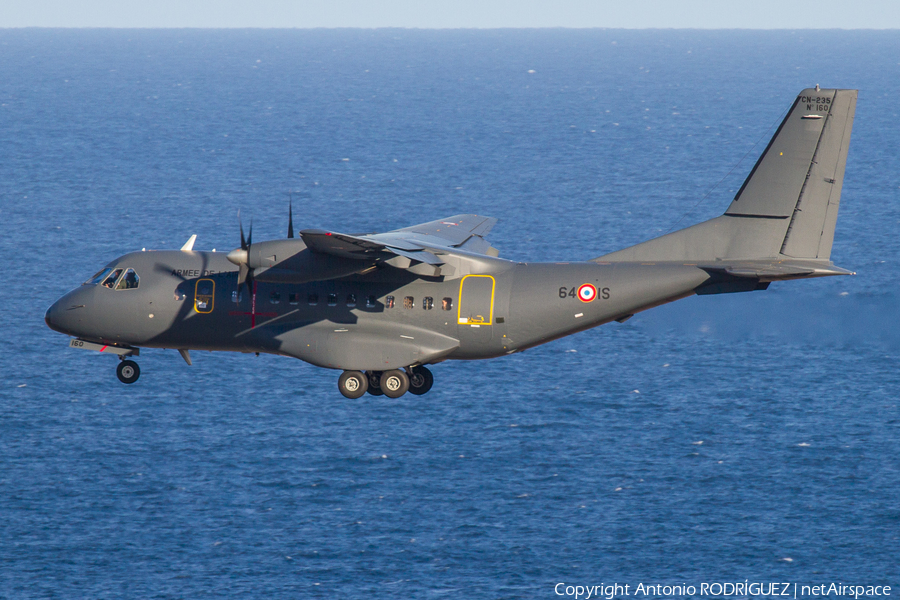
[457,274,495,325]
[194,278,215,314]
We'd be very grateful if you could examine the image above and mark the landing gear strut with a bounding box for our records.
[116,359,141,384]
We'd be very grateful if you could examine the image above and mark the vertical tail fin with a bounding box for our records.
[599,88,857,263]
[726,88,856,259]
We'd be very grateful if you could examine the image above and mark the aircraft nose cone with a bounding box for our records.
[45,290,89,336]
[226,248,248,266]
[45,299,67,334]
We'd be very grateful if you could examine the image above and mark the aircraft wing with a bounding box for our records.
[387,214,498,246]
[300,214,499,277]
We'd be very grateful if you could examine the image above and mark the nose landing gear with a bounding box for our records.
[116,359,141,384]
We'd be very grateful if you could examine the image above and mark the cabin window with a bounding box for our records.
[423,297,434,310]
[308,293,318,306]
[269,291,281,304]
[347,293,357,307]
[366,295,376,308]
[84,267,112,286]
[101,269,123,289]
[442,298,453,311]
[386,295,395,309]
[288,293,299,305]
[404,296,414,309]
[230,290,241,303]
[115,268,139,290]
[327,293,337,306]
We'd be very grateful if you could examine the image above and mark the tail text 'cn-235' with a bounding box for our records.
[46,88,857,398]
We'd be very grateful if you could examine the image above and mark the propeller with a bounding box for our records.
[226,201,296,298]
[288,194,295,239]
[227,211,254,297]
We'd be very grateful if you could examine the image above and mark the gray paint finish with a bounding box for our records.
[783,90,857,258]
[45,89,859,394]
[600,88,856,264]
[727,90,834,217]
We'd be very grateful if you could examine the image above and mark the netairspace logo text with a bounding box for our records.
[553,582,892,600]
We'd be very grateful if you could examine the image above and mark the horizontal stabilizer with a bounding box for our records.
[699,259,855,281]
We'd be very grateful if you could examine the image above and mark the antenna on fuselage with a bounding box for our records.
[181,234,197,252]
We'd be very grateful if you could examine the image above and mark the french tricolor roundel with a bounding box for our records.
[577,283,597,303]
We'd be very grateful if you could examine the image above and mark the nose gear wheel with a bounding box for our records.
[116,360,140,384]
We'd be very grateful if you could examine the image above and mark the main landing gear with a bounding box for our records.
[407,365,434,396]
[116,359,141,384]
[337,366,434,399]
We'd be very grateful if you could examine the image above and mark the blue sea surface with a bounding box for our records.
[1,29,899,598]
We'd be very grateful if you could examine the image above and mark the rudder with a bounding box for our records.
[598,88,857,263]
[726,88,856,259]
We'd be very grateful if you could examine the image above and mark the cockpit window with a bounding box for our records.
[84,267,113,286]
[115,268,139,290]
[101,269,123,289]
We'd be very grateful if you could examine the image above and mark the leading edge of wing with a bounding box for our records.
[299,214,499,265]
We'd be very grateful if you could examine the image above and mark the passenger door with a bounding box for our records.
[457,274,494,344]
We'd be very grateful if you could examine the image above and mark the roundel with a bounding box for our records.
[577,283,597,303]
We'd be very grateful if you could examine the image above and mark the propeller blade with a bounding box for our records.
[288,197,294,239]
[235,211,254,299]
[239,211,248,251]
[244,266,254,301]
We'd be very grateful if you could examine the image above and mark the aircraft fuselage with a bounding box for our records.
[44,88,858,397]
[46,249,710,371]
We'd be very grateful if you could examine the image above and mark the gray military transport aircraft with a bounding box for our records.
[46,88,857,398]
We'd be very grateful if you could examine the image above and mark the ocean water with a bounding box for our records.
[1,29,899,598]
